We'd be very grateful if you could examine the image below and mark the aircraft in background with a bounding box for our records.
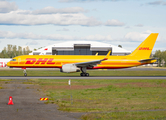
[7,33,158,77]
[0,58,12,68]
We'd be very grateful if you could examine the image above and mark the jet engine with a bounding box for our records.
[60,64,80,73]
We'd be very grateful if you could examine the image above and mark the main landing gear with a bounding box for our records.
[80,73,89,76]
[80,67,89,77]
[22,68,27,77]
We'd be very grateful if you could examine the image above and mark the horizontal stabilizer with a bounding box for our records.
[139,58,157,63]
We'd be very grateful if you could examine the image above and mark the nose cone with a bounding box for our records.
[7,61,10,67]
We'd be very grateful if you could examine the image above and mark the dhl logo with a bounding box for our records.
[25,58,55,64]
[137,47,152,50]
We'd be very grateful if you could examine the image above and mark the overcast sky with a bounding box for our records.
[0,0,165,52]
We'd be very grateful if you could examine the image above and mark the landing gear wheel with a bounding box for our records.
[80,73,89,77]
[80,73,83,76]
[80,73,86,76]
[24,73,27,77]
[23,69,27,77]
[85,73,89,76]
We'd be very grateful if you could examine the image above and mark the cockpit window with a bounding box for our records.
[11,59,16,61]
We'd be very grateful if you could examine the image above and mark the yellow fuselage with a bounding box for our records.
[7,55,156,69]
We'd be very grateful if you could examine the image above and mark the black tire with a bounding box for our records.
[85,73,89,77]
[82,73,86,76]
[80,73,83,76]
[80,73,86,76]
[24,73,27,77]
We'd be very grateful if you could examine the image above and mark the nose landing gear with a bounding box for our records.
[22,68,27,77]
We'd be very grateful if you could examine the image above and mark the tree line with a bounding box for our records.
[0,44,31,58]
[153,50,166,67]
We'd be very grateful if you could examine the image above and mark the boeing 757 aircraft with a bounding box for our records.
[7,33,158,77]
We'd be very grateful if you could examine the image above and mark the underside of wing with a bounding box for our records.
[75,60,103,68]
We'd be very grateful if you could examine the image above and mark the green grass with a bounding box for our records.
[81,111,166,120]
[27,79,166,119]
[1,69,166,120]
[0,69,166,76]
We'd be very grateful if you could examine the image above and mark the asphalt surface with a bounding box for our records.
[0,80,84,120]
[0,76,166,80]
[1,67,166,80]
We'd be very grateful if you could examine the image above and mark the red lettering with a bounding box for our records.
[139,47,142,50]
[138,47,151,50]
[146,47,150,50]
[25,58,36,64]
[35,58,48,64]
[142,47,147,50]
[47,58,55,64]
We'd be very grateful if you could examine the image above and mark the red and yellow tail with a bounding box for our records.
[128,33,159,59]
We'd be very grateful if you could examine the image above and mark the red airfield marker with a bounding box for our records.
[8,96,14,105]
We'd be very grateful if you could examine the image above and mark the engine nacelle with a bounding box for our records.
[60,64,80,73]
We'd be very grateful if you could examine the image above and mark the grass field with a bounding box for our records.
[1,69,166,119]
[0,69,166,76]
[26,79,166,120]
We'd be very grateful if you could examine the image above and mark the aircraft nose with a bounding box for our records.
[7,61,10,67]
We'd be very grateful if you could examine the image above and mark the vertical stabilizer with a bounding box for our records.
[128,33,158,59]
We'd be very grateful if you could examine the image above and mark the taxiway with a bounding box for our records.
[0,76,166,79]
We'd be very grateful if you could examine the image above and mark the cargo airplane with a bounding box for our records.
[7,33,158,77]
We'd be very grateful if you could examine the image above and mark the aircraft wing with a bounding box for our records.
[75,59,104,67]
[75,51,111,68]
